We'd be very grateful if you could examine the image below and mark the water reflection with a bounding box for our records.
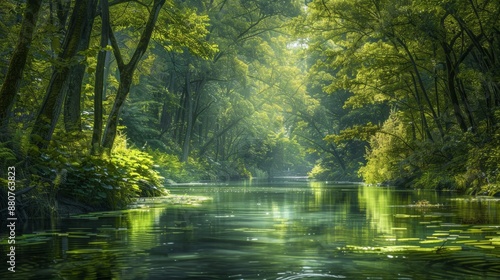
[1,182,500,279]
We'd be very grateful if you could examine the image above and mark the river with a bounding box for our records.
[2,180,500,279]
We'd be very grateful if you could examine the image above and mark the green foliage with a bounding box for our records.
[461,131,500,196]
[148,148,210,183]
[60,150,165,209]
[299,0,500,193]
[359,113,413,185]
[359,113,500,194]
[325,123,379,144]
[154,5,218,59]
[243,131,309,178]
[412,170,455,190]
[25,131,166,211]
[0,143,16,166]
[308,161,331,180]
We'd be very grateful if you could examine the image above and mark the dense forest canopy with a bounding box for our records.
[1,0,499,214]
[297,0,500,194]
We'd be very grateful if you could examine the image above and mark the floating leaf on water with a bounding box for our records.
[433,246,462,251]
[88,241,108,245]
[397,238,420,242]
[474,245,496,249]
[394,214,411,218]
[453,240,478,244]
[432,233,450,237]
[423,215,442,218]
[462,229,483,234]
[457,235,471,239]
[382,245,422,252]
[66,249,103,254]
[391,227,407,231]
[468,242,491,246]
[420,240,443,244]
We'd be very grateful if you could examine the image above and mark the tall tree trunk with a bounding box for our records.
[0,0,42,140]
[181,71,193,162]
[457,79,476,133]
[442,43,469,132]
[91,0,110,155]
[409,73,434,142]
[395,38,444,139]
[48,0,71,61]
[101,0,166,151]
[177,88,188,145]
[159,74,175,137]
[30,0,95,149]
[63,1,97,133]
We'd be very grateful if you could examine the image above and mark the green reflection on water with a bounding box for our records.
[1,183,500,279]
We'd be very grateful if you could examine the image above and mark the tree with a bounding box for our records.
[100,0,166,152]
[298,0,500,190]
[30,0,97,150]
[0,0,42,140]
[62,0,97,133]
[91,0,110,154]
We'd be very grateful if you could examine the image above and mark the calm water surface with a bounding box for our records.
[2,181,500,279]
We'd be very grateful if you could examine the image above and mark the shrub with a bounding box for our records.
[148,148,213,182]
[58,149,166,209]
[359,113,412,184]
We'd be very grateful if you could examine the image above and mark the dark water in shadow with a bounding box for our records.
[2,181,500,279]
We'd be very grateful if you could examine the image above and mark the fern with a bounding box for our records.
[0,145,16,170]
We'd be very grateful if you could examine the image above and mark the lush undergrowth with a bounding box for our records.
[0,130,216,220]
[359,112,500,196]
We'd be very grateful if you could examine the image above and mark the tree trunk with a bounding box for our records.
[101,0,166,151]
[442,43,469,133]
[30,0,95,149]
[91,0,110,155]
[101,69,133,150]
[159,74,175,136]
[409,73,434,142]
[181,71,193,162]
[64,1,97,133]
[0,0,42,139]
[395,37,444,139]
[457,79,476,133]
